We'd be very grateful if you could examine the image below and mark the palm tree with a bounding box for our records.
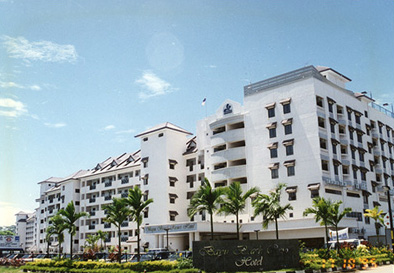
[252,183,293,240]
[327,200,352,250]
[303,197,334,250]
[219,182,259,239]
[188,178,224,240]
[103,197,131,263]
[45,227,54,255]
[364,206,384,245]
[84,234,99,252]
[96,230,108,252]
[126,186,153,262]
[57,201,89,259]
[48,214,66,258]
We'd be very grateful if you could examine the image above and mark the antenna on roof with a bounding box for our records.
[361,91,368,95]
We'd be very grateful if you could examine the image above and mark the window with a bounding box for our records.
[325,188,342,195]
[318,117,325,128]
[142,157,149,168]
[287,165,295,176]
[144,209,149,218]
[169,193,178,204]
[322,160,329,171]
[75,189,80,193]
[330,123,335,134]
[268,107,275,118]
[286,144,294,156]
[169,177,177,187]
[353,167,358,179]
[270,148,278,158]
[284,160,295,176]
[333,164,339,175]
[316,96,324,107]
[158,133,164,137]
[280,98,291,114]
[332,142,337,155]
[143,174,149,185]
[283,103,291,114]
[286,186,297,201]
[347,107,352,121]
[320,138,327,149]
[169,211,178,221]
[347,192,360,198]
[284,124,292,135]
[143,137,148,142]
[308,183,320,198]
[271,168,278,179]
[169,159,177,170]
[269,128,276,138]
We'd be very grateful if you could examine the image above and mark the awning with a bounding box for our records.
[169,193,178,199]
[141,157,149,162]
[331,138,340,145]
[307,183,320,191]
[267,142,278,149]
[279,98,291,105]
[266,122,277,129]
[169,210,179,216]
[282,139,294,146]
[169,159,178,165]
[362,190,372,196]
[373,201,381,207]
[329,118,338,124]
[268,163,279,169]
[285,186,297,193]
[283,160,295,167]
[281,118,293,125]
[332,159,342,166]
[265,102,276,109]
[169,176,178,182]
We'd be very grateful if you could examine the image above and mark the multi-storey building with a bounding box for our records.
[24,65,394,253]
[16,211,37,252]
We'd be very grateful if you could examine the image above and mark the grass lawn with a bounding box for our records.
[0,267,23,273]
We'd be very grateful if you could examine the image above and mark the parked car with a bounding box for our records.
[130,253,154,263]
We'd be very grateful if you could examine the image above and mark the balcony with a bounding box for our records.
[89,198,96,203]
[104,223,111,229]
[89,225,95,230]
[211,146,246,165]
[89,185,96,190]
[121,177,129,184]
[210,128,245,147]
[211,165,246,182]
[105,182,112,187]
[89,211,96,217]
[322,176,346,187]
[121,193,128,198]
[104,196,112,201]
[121,236,128,242]
[121,222,128,227]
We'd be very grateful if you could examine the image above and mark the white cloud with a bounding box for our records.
[2,36,78,63]
[0,80,41,91]
[44,122,66,128]
[135,72,174,100]
[205,64,217,69]
[0,97,27,117]
[104,125,115,130]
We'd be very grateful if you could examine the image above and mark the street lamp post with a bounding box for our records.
[254,230,259,240]
[164,228,170,250]
[384,185,394,249]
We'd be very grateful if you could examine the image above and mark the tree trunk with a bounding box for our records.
[325,222,330,256]
[275,218,279,240]
[236,212,239,240]
[58,241,61,259]
[376,223,380,246]
[118,226,122,264]
[70,233,73,260]
[210,212,214,240]
[335,225,340,251]
[137,221,140,262]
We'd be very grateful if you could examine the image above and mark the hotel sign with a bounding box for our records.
[193,240,299,272]
[0,236,20,249]
[144,223,197,234]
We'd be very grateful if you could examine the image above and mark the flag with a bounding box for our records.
[201,98,206,106]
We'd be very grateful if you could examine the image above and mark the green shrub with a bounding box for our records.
[176,258,193,269]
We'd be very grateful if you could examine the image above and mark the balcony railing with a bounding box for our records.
[89,211,96,216]
[89,185,96,190]
[89,198,96,203]
[121,222,128,227]
[89,225,95,230]
[104,196,112,201]
[105,182,112,187]
[104,223,111,229]
[121,193,128,198]
[121,236,128,242]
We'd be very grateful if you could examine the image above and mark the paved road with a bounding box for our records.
[359,265,394,273]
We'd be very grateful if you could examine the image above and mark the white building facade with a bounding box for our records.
[22,66,394,253]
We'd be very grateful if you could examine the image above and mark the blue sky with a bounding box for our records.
[0,0,393,226]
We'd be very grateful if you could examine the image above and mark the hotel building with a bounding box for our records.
[20,65,394,253]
